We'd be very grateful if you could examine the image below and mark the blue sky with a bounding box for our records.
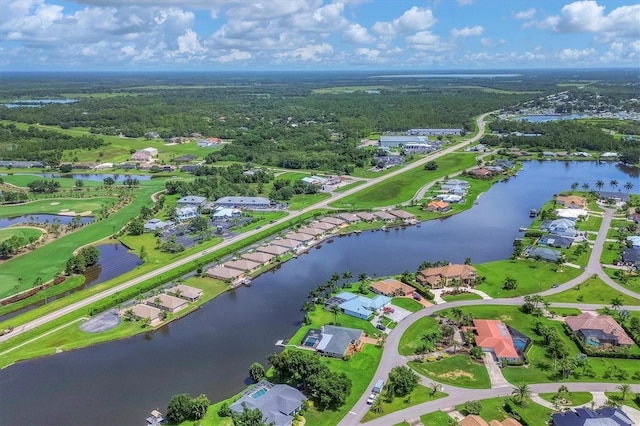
[1,0,639,71]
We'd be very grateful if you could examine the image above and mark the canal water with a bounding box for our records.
[0,161,637,425]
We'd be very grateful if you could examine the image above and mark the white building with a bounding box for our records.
[176,206,198,221]
[141,147,159,157]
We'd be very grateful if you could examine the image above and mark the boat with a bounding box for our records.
[519,227,528,232]
[241,278,252,285]
[146,410,164,426]
[529,209,538,217]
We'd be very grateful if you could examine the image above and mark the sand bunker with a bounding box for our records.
[58,210,92,216]
[438,370,474,379]
[50,202,60,206]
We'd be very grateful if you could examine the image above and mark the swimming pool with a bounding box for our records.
[303,336,319,347]
[513,338,527,350]
[251,387,268,399]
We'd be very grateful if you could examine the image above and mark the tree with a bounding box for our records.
[189,216,209,233]
[166,394,193,423]
[103,177,115,187]
[503,276,518,290]
[611,297,623,311]
[231,403,271,426]
[370,396,384,414]
[191,394,210,420]
[429,382,441,396]
[624,181,633,193]
[75,179,84,190]
[388,366,419,397]
[595,180,604,194]
[127,218,144,235]
[571,182,579,192]
[342,270,352,280]
[464,400,482,415]
[470,346,484,359]
[424,161,438,170]
[609,179,618,191]
[358,272,368,283]
[511,383,532,406]
[249,362,265,383]
[330,304,341,324]
[582,183,589,191]
[617,383,633,401]
[139,245,148,264]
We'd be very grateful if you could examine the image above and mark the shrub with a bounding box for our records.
[464,400,482,415]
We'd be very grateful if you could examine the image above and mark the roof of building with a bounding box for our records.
[461,415,490,426]
[297,227,324,236]
[337,212,360,222]
[373,211,396,220]
[225,258,262,272]
[230,382,306,426]
[167,284,202,300]
[473,319,519,359]
[311,221,336,231]
[335,292,391,315]
[538,234,573,248]
[316,325,364,356]
[551,407,634,426]
[556,195,588,208]
[286,232,315,242]
[525,246,562,261]
[390,209,414,219]
[355,212,376,221]
[370,278,415,296]
[427,200,450,209]
[556,208,588,219]
[146,293,187,310]
[214,196,272,206]
[205,266,244,279]
[144,218,174,230]
[257,245,290,256]
[419,264,477,280]
[213,208,240,217]
[242,251,275,264]
[565,312,633,346]
[271,238,302,249]
[131,303,162,319]
[320,217,346,226]
[444,179,469,186]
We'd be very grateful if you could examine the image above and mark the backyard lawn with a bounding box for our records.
[391,297,424,313]
[441,292,483,302]
[539,391,592,406]
[398,316,440,356]
[545,276,640,306]
[419,410,454,426]
[578,215,602,232]
[475,259,583,298]
[361,387,447,423]
[408,355,491,389]
[456,396,552,425]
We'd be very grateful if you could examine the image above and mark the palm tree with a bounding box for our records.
[452,340,460,354]
[300,301,314,313]
[617,383,633,401]
[330,304,341,325]
[609,179,618,191]
[595,180,604,194]
[624,181,634,193]
[370,397,384,414]
[429,382,441,396]
[511,383,532,406]
[611,297,623,311]
[342,270,352,280]
[571,182,579,192]
[451,307,463,324]
[358,272,368,283]
[582,183,589,191]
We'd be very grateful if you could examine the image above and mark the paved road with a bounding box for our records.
[338,202,640,426]
[0,113,491,344]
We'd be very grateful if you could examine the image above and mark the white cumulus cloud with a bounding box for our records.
[275,43,333,61]
[372,6,436,37]
[343,23,375,44]
[557,47,596,61]
[450,26,484,38]
[514,8,536,20]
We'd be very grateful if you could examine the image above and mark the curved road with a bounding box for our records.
[0,113,491,344]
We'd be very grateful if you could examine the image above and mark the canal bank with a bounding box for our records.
[0,161,637,425]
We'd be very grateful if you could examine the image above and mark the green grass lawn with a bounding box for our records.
[408,355,491,389]
[1,173,103,188]
[539,391,592,406]
[0,227,42,243]
[230,211,288,233]
[419,410,454,426]
[475,259,583,298]
[600,242,623,264]
[456,397,552,425]
[288,192,331,210]
[545,276,640,306]
[391,297,424,313]
[0,276,85,317]
[0,197,117,218]
[602,267,640,292]
[361,387,447,423]
[330,154,477,209]
[605,392,640,411]
[441,292,483,302]
[398,316,440,356]
[334,181,365,193]
[579,215,602,232]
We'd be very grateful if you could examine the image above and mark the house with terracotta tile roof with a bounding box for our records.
[426,200,451,212]
[471,319,521,363]
[556,194,588,209]
[470,167,492,178]
[565,312,634,348]
[417,264,477,289]
[370,278,415,297]
[461,415,522,426]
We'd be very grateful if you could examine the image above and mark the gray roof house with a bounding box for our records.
[316,325,364,358]
[551,407,633,426]
[538,234,573,249]
[214,196,273,209]
[524,246,562,262]
[230,381,306,426]
[177,196,207,207]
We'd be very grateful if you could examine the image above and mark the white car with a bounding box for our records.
[366,393,378,404]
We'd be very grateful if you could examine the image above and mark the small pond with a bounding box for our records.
[0,214,94,229]
[5,173,153,182]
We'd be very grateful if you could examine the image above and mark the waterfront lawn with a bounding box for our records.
[539,391,592,406]
[441,292,483,302]
[408,355,491,389]
[456,397,552,425]
[330,154,477,209]
[0,197,118,218]
[475,259,582,298]
[419,410,454,426]
[0,227,42,243]
[578,215,602,232]
[288,192,331,210]
[545,276,640,306]
[361,387,447,423]
[303,344,383,426]
[398,316,440,356]
[391,297,424,313]
[0,275,85,317]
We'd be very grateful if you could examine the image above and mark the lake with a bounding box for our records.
[0,161,637,425]
[6,173,153,182]
[0,214,94,229]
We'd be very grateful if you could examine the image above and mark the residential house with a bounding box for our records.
[556,195,588,209]
[484,166,504,174]
[311,221,336,231]
[598,192,630,203]
[326,291,391,320]
[373,211,396,222]
[315,325,364,358]
[337,212,360,223]
[471,319,522,364]
[229,381,306,426]
[524,246,563,262]
[556,208,588,220]
[435,194,463,203]
[241,251,276,266]
[417,264,477,289]
[542,151,557,157]
[426,200,451,212]
[146,294,188,313]
[144,218,174,232]
[131,150,153,162]
[627,236,640,249]
[119,162,137,170]
[320,217,346,227]
[465,143,486,152]
[285,232,315,243]
[370,278,415,297]
[390,209,416,223]
[544,219,581,239]
[538,234,573,249]
[551,407,633,426]
[257,245,290,256]
[167,284,203,302]
[205,266,245,282]
[196,140,214,147]
[181,165,198,173]
[470,168,491,178]
[175,206,198,221]
[566,312,634,348]
[355,212,376,222]
[441,179,469,190]
[270,238,304,251]
[629,212,640,224]
[177,195,207,207]
[225,259,261,273]
[296,227,324,238]
[174,154,198,163]
[141,147,158,157]
[461,415,522,426]
[214,196,273,209]
[600,152,619,159]
[130,304,162,325]
[495,159,515,169]
[94,162,113,170]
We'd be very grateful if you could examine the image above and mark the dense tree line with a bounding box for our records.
[0,191,29,204]
[267,350,351,410]
[0,234,34,257]
[27,180,61,193]
[0,124,104,166]
[165,164,272,199]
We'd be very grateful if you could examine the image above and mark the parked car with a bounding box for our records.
[413,293,422,301]
[551,283,559,288]
[383,306,395,313]
[376,323,386,331]
[366,393,377,404]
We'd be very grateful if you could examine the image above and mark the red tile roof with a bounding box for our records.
[565,312,634,346]
[473,319,519,359]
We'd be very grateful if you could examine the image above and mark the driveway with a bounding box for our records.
[482,352,510,388]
